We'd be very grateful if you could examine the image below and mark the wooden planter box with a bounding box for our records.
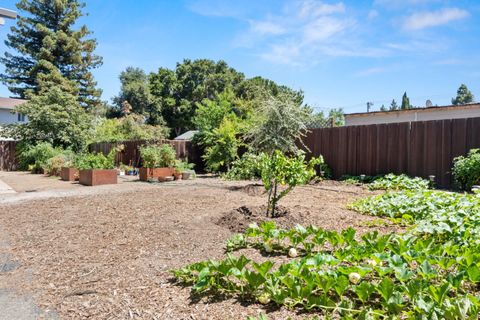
[60,167,79,181]
[79,169,117,186]
[139,167,174,181]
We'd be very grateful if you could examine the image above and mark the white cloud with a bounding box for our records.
[237,1,365,65]
[374,0,441,8]
[249,20,286,36]
[368,10,379,20]
[355,67,388,77]
[403,8,469,30]
[297,0,346,18]
[302,17,350,42]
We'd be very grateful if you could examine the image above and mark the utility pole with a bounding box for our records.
[0,8,17,26]
[367,102,374,113]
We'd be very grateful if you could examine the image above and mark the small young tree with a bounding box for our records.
[248,92,321,217]
[259,151,322,217]
[452,84,474,105]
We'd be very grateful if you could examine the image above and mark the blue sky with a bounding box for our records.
[1,0,479,114]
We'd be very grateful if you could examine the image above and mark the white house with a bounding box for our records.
[0,97,27,125]
[345,103,480,126]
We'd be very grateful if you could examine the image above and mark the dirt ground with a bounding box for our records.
[0,172,397,319]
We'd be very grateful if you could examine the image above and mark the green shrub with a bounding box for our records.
[139,144,177,168]
[340,174,381,184]
[17,142,64,171]
[44,151,75,175]
[174,160,195,173]
[75,152,115,170]
[223,152,262,180]
[452,149,480,190]
[158,144,177,167]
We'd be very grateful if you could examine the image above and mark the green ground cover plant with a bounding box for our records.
[341,174,430,191]
[174,187,480,319]
[368,174,430,191]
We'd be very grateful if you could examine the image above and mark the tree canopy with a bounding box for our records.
[452,84,474,105]
[1,0,102,109]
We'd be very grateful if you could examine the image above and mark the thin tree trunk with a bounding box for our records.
[272,181,278,217]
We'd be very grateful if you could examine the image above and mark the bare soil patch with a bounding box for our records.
[0,175,399,319]
[216,205,301,233]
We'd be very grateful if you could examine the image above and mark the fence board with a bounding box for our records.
[303,116,480,188]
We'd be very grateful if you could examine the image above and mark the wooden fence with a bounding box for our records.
[303,117,480,187]
[89,139,203,169]
[0,141,17,171]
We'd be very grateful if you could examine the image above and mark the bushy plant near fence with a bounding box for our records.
[139,144,176,168]
[75,152,115,170]
[452,149,480,191]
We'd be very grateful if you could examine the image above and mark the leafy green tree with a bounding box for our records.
[328,108,345,126]
[236,76,304,112]
[112,67,164,125]
[401,92,411,110]
[193,90,247,172]
[380,104,387,111]
[203,118,241,172]
[1,0,102,108]
[149,59,245,136]
[89,114,168,144]
[452,84,474,105]
[390,99,399,111]
[11,86,91,152]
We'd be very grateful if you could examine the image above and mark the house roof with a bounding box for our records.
[0,97,27,110]
[174,130,199,140]
[346,103,480,118]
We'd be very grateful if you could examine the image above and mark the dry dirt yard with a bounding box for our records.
[0,172,397,320]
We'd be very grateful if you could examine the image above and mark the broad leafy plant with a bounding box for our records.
[223,152,262,181]
[174,178,480,318]
[368,174,430,191]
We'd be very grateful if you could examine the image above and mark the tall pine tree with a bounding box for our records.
[401,92,411,110]
[1,0,102,108]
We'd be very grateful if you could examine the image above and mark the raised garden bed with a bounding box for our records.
[60,167,79,181]
[79,169,117,186]
[139,167,174,181]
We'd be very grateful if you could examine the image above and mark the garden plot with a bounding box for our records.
[0,178,394,319]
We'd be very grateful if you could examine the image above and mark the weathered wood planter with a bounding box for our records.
[79,169,117,186]
[139,167,174,181]
[60,167,79,181]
